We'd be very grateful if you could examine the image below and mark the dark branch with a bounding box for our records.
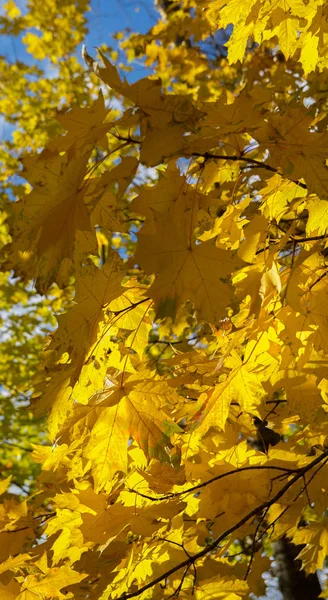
[120,450,328,599]
[2,440,32,453]
[191,152,308,190]
[108,297,151,317]
[129,464,296,502]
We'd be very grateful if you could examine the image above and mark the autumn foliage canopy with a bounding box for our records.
[1,0,328,598]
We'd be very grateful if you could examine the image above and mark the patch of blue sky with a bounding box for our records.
[0,0,156,84]
[83,0,157,85]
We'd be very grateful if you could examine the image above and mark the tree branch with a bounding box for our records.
[121,450,328,599]
[191,152,307,190]
[2,440,32,453]
[107,297,151,317]
[129,464,296,502]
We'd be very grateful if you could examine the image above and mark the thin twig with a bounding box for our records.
[2,440,32,453]
[129,465,295,502]
[191,152,307,190]
[244,506,269,580]
[108,297,151,316]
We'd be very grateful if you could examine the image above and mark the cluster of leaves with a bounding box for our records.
[0,0,103,498]
[1,0,328,598]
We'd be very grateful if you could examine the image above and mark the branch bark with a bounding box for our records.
[274,537,322,600]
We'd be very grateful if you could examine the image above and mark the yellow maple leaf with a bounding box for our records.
[59,372,181,489]
[0,554,31,576]
[49,92,110,156]
[259,174,307,223]
[16,565,86,600]
[195,361,265,434]
[5,149,93,292]
[86,156,139,233]
[4,0,20,18]
[0,579,21,600]
[84,50,203,166]
[50,252,125,372]
[0,476,12,495]
[4,96,120,292]
[255,108,328,198]
[292,518,328,573]
[135,191,243,323]
[272,371,322,422]
[299,32,319,75]
[193,575,249,599]
[205,0,327,74]
[31,253,126,437]
[109,288,153,359]
[306,198,328,236]
[286,249,328,352]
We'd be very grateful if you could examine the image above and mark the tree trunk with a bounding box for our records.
[273,537,321,600]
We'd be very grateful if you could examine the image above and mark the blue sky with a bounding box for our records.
[87,0,157,43]
[86,0,157,80]
[0,0,157,141]
[0,0,157,76]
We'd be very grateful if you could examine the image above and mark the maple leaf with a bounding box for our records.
[85,156,139,233]
[84,49,204,166]
[193,575,249,599]
[0,554,31,576]
[306,198,328,236]
[254,108,328,198]
[292,518,328,573]
[109,288,153,359]
[48,92,110,156]
[4,149,94,293]
[4,96,117,292]
[206,0,328,73]
[272,370,322,423]
[135,184,243,323]
[195,361,265,434]
[259,174,307,223]
[286,249,328,351]
[3,2,328,599]
[31,252,126,437]
[16,565,86,599]
[58,371,182,489]
[50,252,125,369]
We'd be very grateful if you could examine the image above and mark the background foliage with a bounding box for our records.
[0,0,328,598]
